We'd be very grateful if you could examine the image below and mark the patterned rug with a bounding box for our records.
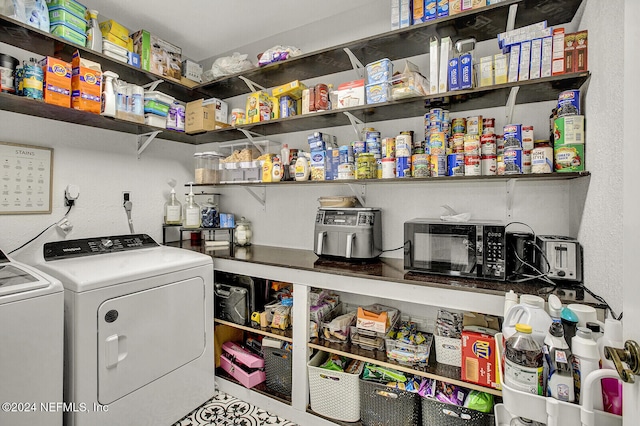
[174,391,297,426]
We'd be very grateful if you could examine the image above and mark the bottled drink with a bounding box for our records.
[503,323,544,395]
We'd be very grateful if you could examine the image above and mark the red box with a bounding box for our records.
[574,30,588,72]
[564,32,576,74]
[461,329,499,389]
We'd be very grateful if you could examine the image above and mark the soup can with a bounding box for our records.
[395,134,412,157]
[366,139,381,155]
[381,137,395,158]
[452,133,465,152]
[464,154,481,176]
[429,108,444,123]
[482,118,495,135]
[522,150,532,174]
[411,153,429,178]
[447,153,465,176]
[481,155,497,175]
[452,117,466,134]
[396,156,411,178]
[429,132,446,155]
[364,128,380,141]
[463,134,480,155]
[480,133,497,155]
[467,115,483,135]
[381,158,396,178]
[430,154,447,177]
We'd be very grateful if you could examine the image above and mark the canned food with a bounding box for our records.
[481,155,497,175]
[531,144,553,174]
[314,83,329,111]
[467,115,483,135]
[480,133,497,155]
[496,134,505,154]
[429,132,446,155]
[522,126,534,150]
[443,110,450,123]
[522,150,532,174]
[452,133,465,152]
[364,129,380,142]
[503,124,523,150]
[396,156,411,178]
[430,108,444,123]
[464,155,481,176]
[411,153,429,178]
[482,118,495,135]
[381,157,396,178]
[557,90,580,117]
[356,153,377,179]
[395,134,412,157]
[452,118,466,134]
[337,163,355,180]
[503,149,523,174]
[22,64,44,100]
[382,137,395,158]
[463,134,480,155]
[447,153,465,176]
[353,140,367,155]
[430,154,447,177]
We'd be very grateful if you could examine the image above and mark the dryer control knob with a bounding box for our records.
[100,239,113,249]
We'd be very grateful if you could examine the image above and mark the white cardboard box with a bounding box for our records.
[430,37,439,94]
[518,40,532,81]
[203,97,228,124]
[182,59,202,83]
[541,36,553,78]
[439,37,452,93]
[508,44,521,83]
[530,38,543,79]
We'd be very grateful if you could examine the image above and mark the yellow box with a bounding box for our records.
[186,99,216,134]
[245,91,271,123]
[269,96,279,120]
[103,32,130,50]
[99,19,130,44]
[271,80,307,99]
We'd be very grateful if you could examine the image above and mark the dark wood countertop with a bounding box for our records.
[170,241,602,307]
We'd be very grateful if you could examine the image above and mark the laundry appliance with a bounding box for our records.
[0,248,64,426]
[22,234,214,426]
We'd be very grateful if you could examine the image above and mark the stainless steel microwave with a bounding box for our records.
[404,219,507,280]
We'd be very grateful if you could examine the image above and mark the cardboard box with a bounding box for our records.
[356,305,398,334]
[448,57,460,90]
[459,52,473,90]
[479,56,493,87]
[185,99,216,134]
[530,38,543,79]
[507,44,520,83]
[400,0,412,27]
[128,51,141,68]
[575,30,588,72]
[337,79,365,108]
[101,32,130,50]
[202,97,228,124]
[430,37,439,94]
[182,59,202,83]
[412,0,426,24]
[99,20,130,45]
[131,29,182,81]
[461,329,499,389]
[494,53,508,84]
[449,0,461,15]
[245,91,272,123]
[541,35,553,78]
[426,0,437,20]
[40,56,72,108]
[437,0,449,18]
[271,80,307,99]
[518,40,532,81]
[552,28,565,76]
[439,37,451,93]
[391,0,401,29]
[71,50,102,114]
[564,32,576,74]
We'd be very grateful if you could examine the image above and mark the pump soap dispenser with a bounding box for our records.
[164,179,182,225]
[184,183,201,229]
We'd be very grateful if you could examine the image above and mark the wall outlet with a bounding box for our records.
[123,192,130,202]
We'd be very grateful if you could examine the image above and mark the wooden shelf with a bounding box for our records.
[195,0,584,99]
[216,367,292,405]
[215,318,293,343]
[308,339,502,397]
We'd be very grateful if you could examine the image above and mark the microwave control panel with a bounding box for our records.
[483,225,506,279]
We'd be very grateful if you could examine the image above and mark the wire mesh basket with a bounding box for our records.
[263,347,292,396]
[421,396,495,426]
[359,379,420,426]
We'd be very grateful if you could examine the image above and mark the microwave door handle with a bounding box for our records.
[317,231,326,255]
[346,233,355,258]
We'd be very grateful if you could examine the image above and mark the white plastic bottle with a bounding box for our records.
[101,71,118,118]
[504,290,518,318]
[183,183,200,229]
[295,154,310,181]
[85,10,102,53]
[544,320,574,402]
[572,327,601,408]
[271,156,282,182]
[597,318,624,415]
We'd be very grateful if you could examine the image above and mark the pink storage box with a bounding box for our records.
[222,341,264,368]
[220,353,266,389]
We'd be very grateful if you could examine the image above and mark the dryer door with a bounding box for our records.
[97,277,205,405]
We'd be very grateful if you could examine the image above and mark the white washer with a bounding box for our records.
[0,249,64,426]
[30,234,214,426]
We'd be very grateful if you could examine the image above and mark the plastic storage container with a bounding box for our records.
[359,378,420,426]
[50,23,86,46]
[434,335,462,367]
[194,152,223,184]
[46,0,87,20]
[48,7,86,33]
[144,113,166,128]
[421,396,494,426]
[263,347,292,396]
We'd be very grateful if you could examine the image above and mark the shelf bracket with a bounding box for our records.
[343,111,364,140]
[343,48,365,79]
[137,131,162,158]
[237,128,268,154]
[238,76,266,93]
[347,183,366,206]
[505,86,520,125]
[506,178,516,218]
[244,186,266,208]
[142,80,164,92]
[506,4,518,32]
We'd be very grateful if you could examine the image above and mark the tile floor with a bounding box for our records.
[173,391,297,426]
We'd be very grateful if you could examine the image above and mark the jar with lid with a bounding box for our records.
[195,152,222,184]
[234,217,252,246]
[200,198,219,228]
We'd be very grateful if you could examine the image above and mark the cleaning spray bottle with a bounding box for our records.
[164,180,182,225]
[597,318,624,415]
[544,294,575,402]
[101,71,119,118]
[183,183,200,229]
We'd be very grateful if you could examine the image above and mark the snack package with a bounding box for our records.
[362,363,408,383]
[320,354,347,371]
[463,390,494,413]
[435,380,469,406]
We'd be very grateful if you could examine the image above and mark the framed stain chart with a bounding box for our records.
[1,142,53,214]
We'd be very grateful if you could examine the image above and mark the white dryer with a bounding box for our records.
[30,234,214,426]
[0,248,64,426]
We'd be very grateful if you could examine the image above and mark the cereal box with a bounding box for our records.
[40,57,72,108]
[575,30,588,72]
[461,329,499,389]
[245,91,271,123]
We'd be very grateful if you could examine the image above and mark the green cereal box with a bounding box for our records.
[554,144,585,172]
[554,115,585,145]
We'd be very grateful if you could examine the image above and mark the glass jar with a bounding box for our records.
[200,198,218,228]
[234,217,252,246]
[195,152,222,184]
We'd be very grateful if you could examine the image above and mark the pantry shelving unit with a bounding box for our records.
[214,318,293,343]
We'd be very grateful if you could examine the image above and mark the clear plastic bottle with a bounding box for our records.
[164,186,182,225]
[504,323,544,395]
[85,10,102,53]
[183,183,200,229]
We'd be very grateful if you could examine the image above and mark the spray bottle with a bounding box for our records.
[183,183,200,229]
[164,180,182,225]
[597,318,624,415]
[85,10,102,53]
[101,71,119,118]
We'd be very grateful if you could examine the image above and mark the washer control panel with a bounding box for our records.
[44,234,158,260]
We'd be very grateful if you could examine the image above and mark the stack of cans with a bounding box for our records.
[425,108,450,177]
[480,118,497,176]
[395,132,412,178]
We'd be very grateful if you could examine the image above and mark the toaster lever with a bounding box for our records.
[317,231,326,255]
[346,233,356,259]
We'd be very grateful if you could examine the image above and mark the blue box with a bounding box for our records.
[128,52,141,69]
[365,82,391,104]
[425,0,437,20]
[220,213,235,228]
[448,57,460,91]
[437,0,449,18]
[459,53,473,90]
[325,148,340,180]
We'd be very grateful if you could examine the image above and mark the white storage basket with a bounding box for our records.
[308,351,363,422]
[495,333,622,426]
[434,335,462,367]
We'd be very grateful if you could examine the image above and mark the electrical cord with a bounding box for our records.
[123,200,134,234]
[380,240,410,253]
[8,204,73,255]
